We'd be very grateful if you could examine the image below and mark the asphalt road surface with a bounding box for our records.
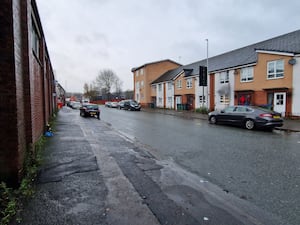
[100,106,300,225]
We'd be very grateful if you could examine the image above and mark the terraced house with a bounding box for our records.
[131,59,181,108]
[149,30,300,117]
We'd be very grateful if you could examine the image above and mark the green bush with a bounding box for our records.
[195,107,209,114]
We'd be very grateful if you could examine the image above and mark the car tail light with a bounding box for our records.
[259,113,273,118]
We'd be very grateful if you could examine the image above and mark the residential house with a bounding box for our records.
[150,30,300,117]
[207,30,300,116]
[152,62,209,110]
[132,59,181,107]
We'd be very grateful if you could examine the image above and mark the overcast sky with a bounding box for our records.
[36,0,300,93]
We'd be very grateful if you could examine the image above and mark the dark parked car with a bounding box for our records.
[208,105,283,130]
[118,100,126,109]
[80,103,100,119]
[122,100,141,111]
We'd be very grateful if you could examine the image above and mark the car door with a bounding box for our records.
[232,106,247,125]
[217,106,236,123]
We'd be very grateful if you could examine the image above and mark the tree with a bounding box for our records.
[95,69,122,100]
[83,82,98,100]
[115,79,123,99]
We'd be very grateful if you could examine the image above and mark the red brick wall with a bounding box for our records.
[0,0,57,186]
[0,0,20,185]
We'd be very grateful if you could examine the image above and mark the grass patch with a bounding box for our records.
[0,136,46,225]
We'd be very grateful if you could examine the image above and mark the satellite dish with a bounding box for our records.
[288,59,296,65]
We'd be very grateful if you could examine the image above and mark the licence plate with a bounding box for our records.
[91,112,96,115]
[273,115,280,119]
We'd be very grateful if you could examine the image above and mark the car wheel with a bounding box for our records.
[209,116,217,124]
[245,119,255,130]
[80,111,85,117]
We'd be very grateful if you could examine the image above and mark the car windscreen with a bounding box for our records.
[86,105,98,110]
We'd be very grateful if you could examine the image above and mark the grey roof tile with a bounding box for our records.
[152,29,300,84]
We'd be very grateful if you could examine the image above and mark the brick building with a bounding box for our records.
[0,0,57,186]
[132,59,181,107]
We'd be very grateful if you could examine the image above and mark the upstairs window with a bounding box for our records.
[168,82,172,90]
[267,60,284,79]
[176,80,182,89]
[241,67,253,82]
[186,78,192,89]
[220,71,229,84]
[158,84,162,92]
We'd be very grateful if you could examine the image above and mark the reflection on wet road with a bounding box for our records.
[100,106,300,225]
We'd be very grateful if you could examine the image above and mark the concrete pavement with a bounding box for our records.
[16,107,291,225]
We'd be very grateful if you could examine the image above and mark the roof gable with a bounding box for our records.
[131,59,181,72]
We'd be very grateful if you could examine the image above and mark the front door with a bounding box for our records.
[175,96,181,110]
[273,92,286,116]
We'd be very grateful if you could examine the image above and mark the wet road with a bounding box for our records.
[100,106,300,225]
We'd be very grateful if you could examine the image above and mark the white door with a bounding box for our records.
[175,96,181,110]
[273,92,286,116]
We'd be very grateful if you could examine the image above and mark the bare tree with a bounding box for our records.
[95,69,122,100]
[115,78,123,99]
[83,82,98,100]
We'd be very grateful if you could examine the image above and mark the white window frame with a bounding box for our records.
[176,80,182,89]
[267,60,284,79]
[220,71,229,84]
[241,67,253,82]
[158,97,162,104]
[199,95,206,103]
[158,84,162,92]
[186,78,192,89]
[140,68,144,75]
[168,82,172,90]
[135,81,140,90]
[220,95,230,104]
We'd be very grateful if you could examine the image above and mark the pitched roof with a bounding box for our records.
[152,29,300,84]
[131,59,181,72]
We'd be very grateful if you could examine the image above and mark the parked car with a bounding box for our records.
[123,100,141,111]
[71,101,82,109]
[79,103,100,119]
[118,100,126,109]
[105,101,112,107]
[208,105,283,130]
[110,102,118,108]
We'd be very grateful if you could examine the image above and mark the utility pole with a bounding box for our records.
[206,39,209,109]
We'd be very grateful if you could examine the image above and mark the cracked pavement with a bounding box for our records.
[17,107,288,225]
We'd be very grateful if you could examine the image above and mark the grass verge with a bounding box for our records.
[0,136,46,225]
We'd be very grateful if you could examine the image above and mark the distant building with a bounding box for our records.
[132,59,181,107]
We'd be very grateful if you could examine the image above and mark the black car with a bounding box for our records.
[208,105,283,130]
[122,100,141,111]
[80,103,100,119]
